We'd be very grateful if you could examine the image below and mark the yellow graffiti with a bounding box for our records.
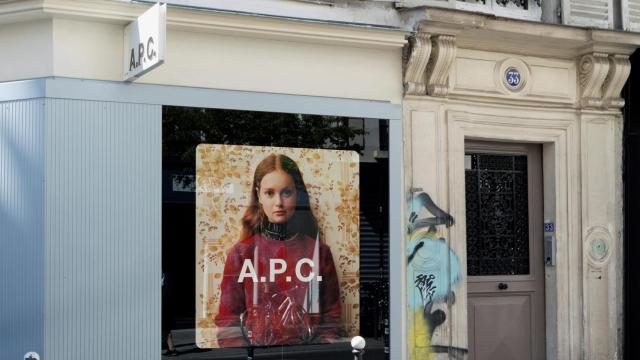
[408,308,434,360]
[409,228,438,242]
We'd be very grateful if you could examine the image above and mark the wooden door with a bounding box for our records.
[465,142,545,360]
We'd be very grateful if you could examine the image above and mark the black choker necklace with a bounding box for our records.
[261,220,294,241]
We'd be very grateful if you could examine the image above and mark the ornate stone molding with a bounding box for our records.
[602,55,631,109]
[425,35,457,97]
[579,53,610,108]
[579,53,631,110]
[403,33,456,97]
[403,33,432,95]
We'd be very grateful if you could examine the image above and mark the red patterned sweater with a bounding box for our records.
[214,233,342,347]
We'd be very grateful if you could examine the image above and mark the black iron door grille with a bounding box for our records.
[465,153,530,276]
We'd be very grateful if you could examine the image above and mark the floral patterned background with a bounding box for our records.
[195,144,360,348]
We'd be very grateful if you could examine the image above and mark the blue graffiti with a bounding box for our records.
[407,191,461,338]
[408,232,460,305]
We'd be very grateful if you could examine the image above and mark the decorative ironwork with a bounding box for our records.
[457,0,542,8]
[496,0,528,8]
[465,154,530,276]
[457,0,487,5]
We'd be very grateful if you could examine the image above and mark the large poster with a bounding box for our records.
[195,145,360,348]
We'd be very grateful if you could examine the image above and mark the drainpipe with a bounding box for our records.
[541,0,562,24]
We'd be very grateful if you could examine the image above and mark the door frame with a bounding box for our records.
[464,140,546,360]
[447,109,580,360]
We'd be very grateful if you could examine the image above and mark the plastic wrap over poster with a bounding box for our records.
[195,145,360,348]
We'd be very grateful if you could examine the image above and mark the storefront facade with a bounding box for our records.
[1,1,638,360]
[0,2,405,359]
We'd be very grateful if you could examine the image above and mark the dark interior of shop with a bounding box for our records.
[161,106,390,359]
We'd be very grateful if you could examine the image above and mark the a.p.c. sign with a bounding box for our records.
[123,3,166,81]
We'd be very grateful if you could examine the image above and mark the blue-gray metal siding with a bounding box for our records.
[44,99,162,360]
[0,99,46,360]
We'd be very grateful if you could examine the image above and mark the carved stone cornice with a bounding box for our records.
[578,52,632,110]
[602,55,631,109]
[579,53,610,108]
[403,33,432,95]
[425,35,456,97]
[402,33,457,97]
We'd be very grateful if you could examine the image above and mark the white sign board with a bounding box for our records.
[124,3,166,81]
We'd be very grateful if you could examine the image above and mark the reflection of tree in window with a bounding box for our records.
[163,107,366,189]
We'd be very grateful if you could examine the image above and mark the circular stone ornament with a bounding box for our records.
[590,238,609,262]
[585,226,613,266]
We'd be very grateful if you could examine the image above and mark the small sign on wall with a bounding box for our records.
[505,67,522,88]
[123,3,166,81]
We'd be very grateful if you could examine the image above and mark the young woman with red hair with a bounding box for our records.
[214,154,342,347]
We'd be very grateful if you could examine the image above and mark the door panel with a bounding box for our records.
[469,295,532,360]
[465,142,545,360]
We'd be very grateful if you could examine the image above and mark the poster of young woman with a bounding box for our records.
[195,145,360,348]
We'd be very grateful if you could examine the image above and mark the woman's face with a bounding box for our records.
[257,169,297,224]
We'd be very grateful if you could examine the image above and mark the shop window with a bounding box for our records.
[162,106,390,359]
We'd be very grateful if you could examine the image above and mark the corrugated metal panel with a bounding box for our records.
[44,99,161,360]
[0,99,45,360]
